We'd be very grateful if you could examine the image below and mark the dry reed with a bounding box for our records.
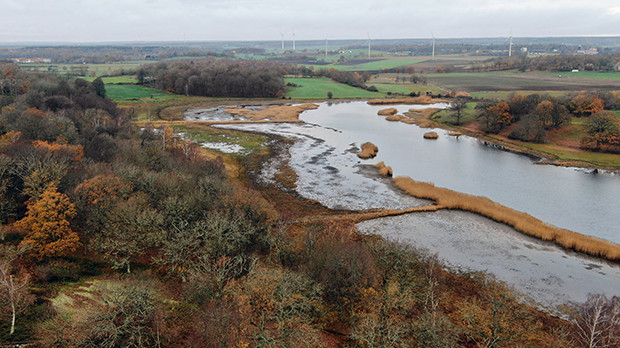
[378,108,398,116]
[392,176,620,262]
[226,103,318,122]
[358,142,379,159]
[424,132,439,139]
[367,96,438,105]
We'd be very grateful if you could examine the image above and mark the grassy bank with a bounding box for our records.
[392,176,620,262]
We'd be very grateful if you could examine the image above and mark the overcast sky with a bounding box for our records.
[1,0,619,43]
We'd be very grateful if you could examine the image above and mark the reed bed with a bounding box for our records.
[373,161,393,177]
[367,96,437,105]
[424,132,439,139]
[393,176,620,262]
[378,108,398,116]
[226,103,318,122]
[358,142,379,159]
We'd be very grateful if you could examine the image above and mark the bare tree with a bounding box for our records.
[571,294,620,348]
[0,254,33,335]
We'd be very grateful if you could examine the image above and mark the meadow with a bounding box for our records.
[105,84,179,101]
[284,77,384,99]
[309,57,424,71]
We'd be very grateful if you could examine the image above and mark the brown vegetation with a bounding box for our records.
[403,108,442,128]
[357,142,379,159]
[392,176,620,261]
[373,161,393,177]
[367,95,439,105]
[423,132,439,139]
[377,108,398,116]
[225,103,318,122]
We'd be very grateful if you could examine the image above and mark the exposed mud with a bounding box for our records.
[358,211,620,313]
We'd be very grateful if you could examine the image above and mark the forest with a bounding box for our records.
[450,91,620,152]
[0,63,619,347]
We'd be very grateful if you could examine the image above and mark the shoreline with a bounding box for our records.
[179,99,619,262]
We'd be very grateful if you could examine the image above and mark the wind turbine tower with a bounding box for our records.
[280,33,284,51]
[432,33,436,60]
[367,33,371,58]
[509,35,513,57]
[293,32,296,51]
[325,37,328,57]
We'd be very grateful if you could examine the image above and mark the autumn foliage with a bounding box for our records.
[15,186,81,260]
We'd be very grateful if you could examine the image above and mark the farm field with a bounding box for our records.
[309,57,424,71]
[425,71,620,92]
[18,61,146,76]
[284,77,384,99]
[84,76,138,84]
[106,84,179,101]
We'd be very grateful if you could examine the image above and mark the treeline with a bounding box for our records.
[463,91,620,152]
[475,54,620,72]
[138,59,286,98]
[0,46,225,64]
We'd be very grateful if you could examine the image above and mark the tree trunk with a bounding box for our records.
[10,301,15,335]
[127,262,131,274]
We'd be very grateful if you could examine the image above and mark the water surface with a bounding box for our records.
[299,102,620,243]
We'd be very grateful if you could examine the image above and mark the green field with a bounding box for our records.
[310,58,424,71]
[370,83,443,95]
[106,85,178,101]
[84,76,138,84]
[19,62,145,77]
[433,102,478,125]
[285,77,384,99]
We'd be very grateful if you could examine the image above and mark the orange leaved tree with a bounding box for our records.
[15,186,81,260]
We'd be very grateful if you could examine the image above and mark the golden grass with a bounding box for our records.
[448,132,463,137]
[403,108,442,128]
[367,95,440,105]
[392,176,620,261]
[358,142,379,159]
[424,132,439,139]
[226,103,318,122]
[378,108,398,116]
[373,160,393,177]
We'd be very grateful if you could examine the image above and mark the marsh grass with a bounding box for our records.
[393,176,620,261]
[377,108,398,116]
[423,132,439,139]
[367,96,438,105]
[358,142,379,159]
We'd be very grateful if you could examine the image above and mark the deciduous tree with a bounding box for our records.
[15,185,80,260]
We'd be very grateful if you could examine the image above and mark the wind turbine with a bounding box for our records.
[325,36,328,57]
[280,32,284,51]
[431,33,436,60]
[293,32,296,51]
[367,33,371,58]
[508,34,513,57]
